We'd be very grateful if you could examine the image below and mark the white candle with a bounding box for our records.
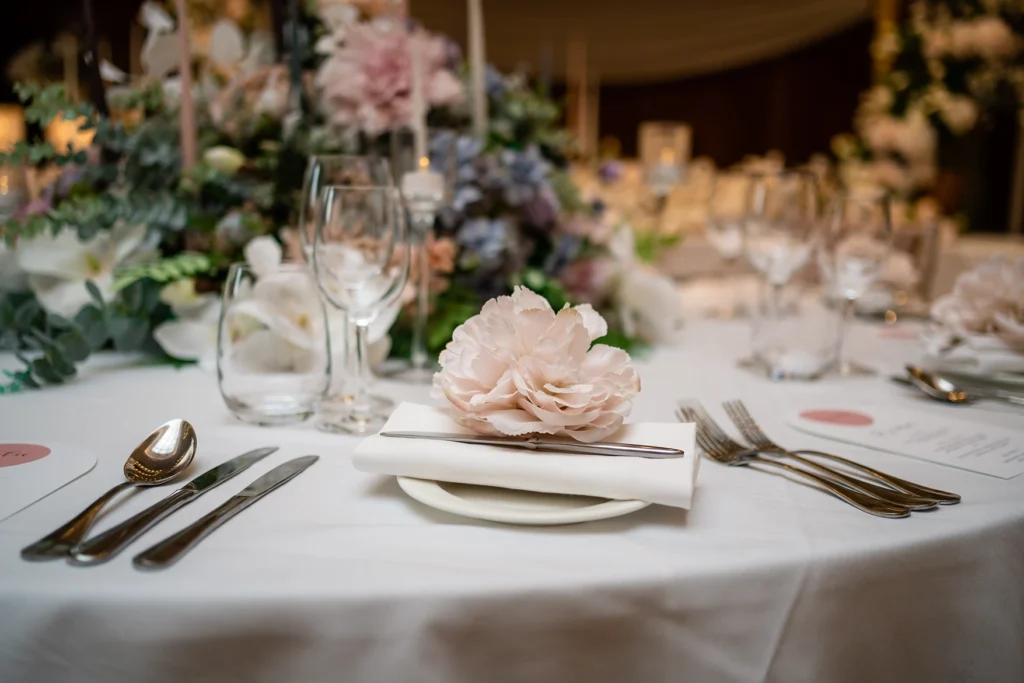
[409,33,427,162]
[401,158,445,205]
[467,0,487,139]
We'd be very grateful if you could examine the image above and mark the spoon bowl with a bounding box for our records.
[124,419,197,484]
[20,419,197,561]
[905,365,973,404]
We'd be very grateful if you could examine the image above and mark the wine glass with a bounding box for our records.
[298,155,394,255]
[217,263,330,425]
[704,170,753,317]
[298,155,395,425]
[312,185,410,434]
[741,170,823,378]
[822,189,893,376]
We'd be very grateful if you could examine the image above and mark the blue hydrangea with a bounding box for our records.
[457,217,509,263]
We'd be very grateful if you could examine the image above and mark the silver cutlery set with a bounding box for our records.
[678,399,960,518]
[897,365,1024,407]
[21,419,317,569]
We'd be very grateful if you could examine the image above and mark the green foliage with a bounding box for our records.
[634,230,682,264]
[511,268,571,310]
[113,252,215,291]
[0,280,169,391]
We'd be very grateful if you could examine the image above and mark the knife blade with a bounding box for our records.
[380,431,684,459]
[68,446,278,566]
[133,455,318,570]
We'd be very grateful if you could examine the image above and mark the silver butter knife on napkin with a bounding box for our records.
[68,446,278,566]
[380,432,684,459]
[133,455,319,570]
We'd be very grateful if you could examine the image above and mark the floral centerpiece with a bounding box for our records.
[833,0,1024,198]
[0,0,662,392]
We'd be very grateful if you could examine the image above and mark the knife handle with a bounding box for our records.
[533,439,683,459]
[132,495,252,570]
[68,487,197,566]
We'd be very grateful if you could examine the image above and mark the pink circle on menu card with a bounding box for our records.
[799,410,874,427]
[0,444,52,467]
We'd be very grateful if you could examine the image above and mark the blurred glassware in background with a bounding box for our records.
[741,169,823,378]
[747,278,841,381]
[381,128,456,383]
[312,185,410,434]
[822,189,893,376]
[217,263,331,425]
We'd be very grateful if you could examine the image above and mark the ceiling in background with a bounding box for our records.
[413,0,872,83]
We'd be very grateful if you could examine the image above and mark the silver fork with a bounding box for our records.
[722,400,960,506]
[678,404,910,518]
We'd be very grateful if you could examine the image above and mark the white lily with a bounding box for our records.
[16,224,152,318]
[608,224,684,343]
[152,279,221,368]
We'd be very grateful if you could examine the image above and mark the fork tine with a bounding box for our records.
[722,400,762,446]
[725,400,773,445]
[679,400,735,446]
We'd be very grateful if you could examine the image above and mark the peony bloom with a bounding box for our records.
[316,22,463,135]
[433,286,641,443]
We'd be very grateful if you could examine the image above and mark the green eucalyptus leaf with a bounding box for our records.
[85,281,105,308]
[108,316,149,351]
[75,306,108,349]
[13,299,41,330]
[56,331,91,362]
[31,358,65,384]
[44,347,77,377]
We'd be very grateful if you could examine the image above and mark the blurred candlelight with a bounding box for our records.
[46,113,95,153]
[0,106,26,152]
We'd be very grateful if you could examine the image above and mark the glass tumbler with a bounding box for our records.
[217,262,330,425]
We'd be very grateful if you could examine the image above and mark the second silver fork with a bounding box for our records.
[722,400,959,506]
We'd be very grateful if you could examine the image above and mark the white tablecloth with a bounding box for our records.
[1,320,1023,683]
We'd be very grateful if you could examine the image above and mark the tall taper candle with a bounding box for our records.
[467,0,487,139]
[174,0,197,170]
[409,33,427,161]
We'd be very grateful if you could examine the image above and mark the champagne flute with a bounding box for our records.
[298,155,395,425]
[312,185,410,434]
[823,189,893,376]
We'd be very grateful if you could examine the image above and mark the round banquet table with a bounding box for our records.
[1,319,1022,683]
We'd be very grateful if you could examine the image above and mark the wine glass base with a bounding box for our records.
[315,394,395,434]
[834,360,877,377]
[376,359,440,384]
[315,413,388,435]
[737,357,830,382]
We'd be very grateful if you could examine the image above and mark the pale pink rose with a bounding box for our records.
[316,23,464,135]
[931,256,1024,343]
[432,286,640,443]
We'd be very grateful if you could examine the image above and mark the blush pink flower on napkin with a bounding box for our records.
[432,286,641,443]
[316,23,463,136]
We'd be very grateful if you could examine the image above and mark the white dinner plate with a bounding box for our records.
[396,477,650,526]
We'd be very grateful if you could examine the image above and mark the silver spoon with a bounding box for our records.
[904,365,1024,407]
[20,419,197,561]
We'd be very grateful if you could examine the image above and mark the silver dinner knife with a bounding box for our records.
[68,447,278,566]
[133,455,319,570]
[380,431,685,459]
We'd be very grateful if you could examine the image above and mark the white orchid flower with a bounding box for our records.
[16,224,152,318]
[139,1,174,34]
[608,224,684,343]
[153,279,221,368]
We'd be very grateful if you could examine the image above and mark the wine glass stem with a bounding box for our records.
[835,297,855,369]
[768,283,784,319]
[350,320,372,421]
[409,218,432,372]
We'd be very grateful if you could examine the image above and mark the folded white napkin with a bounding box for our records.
[923,332,1024,376]
[353,403,700,509]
